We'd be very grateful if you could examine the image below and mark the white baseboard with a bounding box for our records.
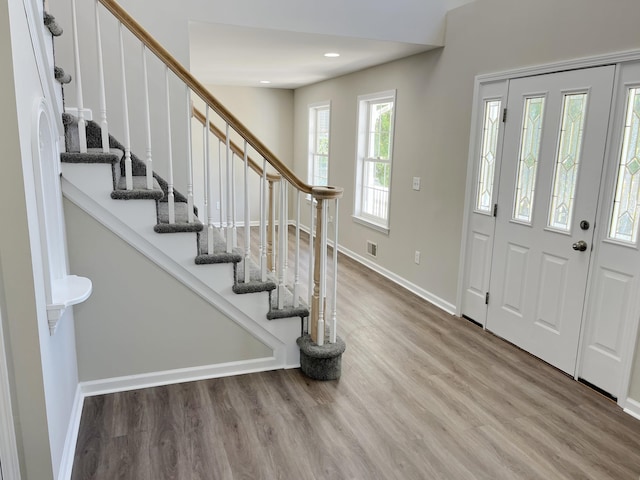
[80,356,283,397]
[338,246,457,315]
[297,224,456,314]
[624,397,640,421]
[57,385,84,480]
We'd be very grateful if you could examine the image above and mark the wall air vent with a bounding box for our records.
[367,241,378,257]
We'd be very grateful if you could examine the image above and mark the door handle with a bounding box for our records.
[572,240,588,251]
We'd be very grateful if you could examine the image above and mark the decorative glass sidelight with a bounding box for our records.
[476,99,502,212]
[513,96,546,223]
[610,87,640,243]
[548,93,588,231]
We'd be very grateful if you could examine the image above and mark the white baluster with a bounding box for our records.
[205,107,214,254]
[185,88,194,223]
[118,22,132,190]
[164,67,175,224]
[141,45,153,190]
[94,0,108,153]
[330,198,339,343]
[308,197,315,308]
[202,123,208,214]
[294,191,301,307]
[225,125,233,253]
[71,0,86,152]
[218,140,224,228]
[260,158,267,282]
[243,141,250,283]
[231,140,238,248]
[271,184,277,275]
[318,199,328,346]
[278,182,287,309]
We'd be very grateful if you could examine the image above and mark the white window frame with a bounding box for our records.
[353,90,397,234]
[308,101,331,188]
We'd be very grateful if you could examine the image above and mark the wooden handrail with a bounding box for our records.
[192,107,280,183]
[98,0,343,199]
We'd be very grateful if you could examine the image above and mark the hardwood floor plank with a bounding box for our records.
[72,226,640,479]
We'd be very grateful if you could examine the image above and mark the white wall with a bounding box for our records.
[1,0,82,478]
[64,200,272,381]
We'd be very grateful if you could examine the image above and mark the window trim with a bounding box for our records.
[308,101,331,188]
[353,89,397,234]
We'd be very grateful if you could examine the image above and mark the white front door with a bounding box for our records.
[486,66,615,374]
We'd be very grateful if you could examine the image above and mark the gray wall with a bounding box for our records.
[292,0,640,399]
[65,200,272,381]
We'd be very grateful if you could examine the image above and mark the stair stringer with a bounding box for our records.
[61,162,301,369]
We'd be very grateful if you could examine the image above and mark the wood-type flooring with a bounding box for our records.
[72,229,640,479]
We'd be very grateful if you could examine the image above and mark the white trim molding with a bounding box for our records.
[298,224,456,315]
[338,244,456,315]
[624,397,640,421]
[57,385,84,480]
[80,356,284,397]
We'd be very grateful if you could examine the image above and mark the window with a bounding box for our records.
[513,96,546,224]
[475,99,502,213]
[609,86,640,243]
[354,90,396,232]
[308,102,330,186]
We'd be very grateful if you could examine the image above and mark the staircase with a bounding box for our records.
[48,0,344,374]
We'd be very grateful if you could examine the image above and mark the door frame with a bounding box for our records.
[457,48,640,413]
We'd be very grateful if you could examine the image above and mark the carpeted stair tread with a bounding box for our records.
[154,202,203,233]
[267,287,309,320]
[195,228,242,264]
[61,148,124,190]
[111,176,164,200]
[233,257,277,294]
[61,148,123,165]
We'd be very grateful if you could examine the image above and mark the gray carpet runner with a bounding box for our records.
[61,114,309,322]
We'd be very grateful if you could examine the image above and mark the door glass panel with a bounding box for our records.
[609,87,640,243]
[513,96,546,223]
[548,93,588,231]
[476,99,502,212]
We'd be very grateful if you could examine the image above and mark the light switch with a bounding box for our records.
[412,177,421,191]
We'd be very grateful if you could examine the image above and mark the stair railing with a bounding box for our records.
[66,0,343,346]
[191,106,281,280]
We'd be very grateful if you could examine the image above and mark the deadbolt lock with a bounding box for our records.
[580,220,590,230]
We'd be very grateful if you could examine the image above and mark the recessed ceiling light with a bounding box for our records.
[259,80,271,84]
[324,52,340,58]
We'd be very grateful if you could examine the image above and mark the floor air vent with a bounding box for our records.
[367,241,377,257]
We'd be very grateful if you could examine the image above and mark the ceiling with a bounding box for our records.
[187,0,474,89]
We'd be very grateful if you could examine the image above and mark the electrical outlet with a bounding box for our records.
[414,250,421,264]
[412,177,421,191]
